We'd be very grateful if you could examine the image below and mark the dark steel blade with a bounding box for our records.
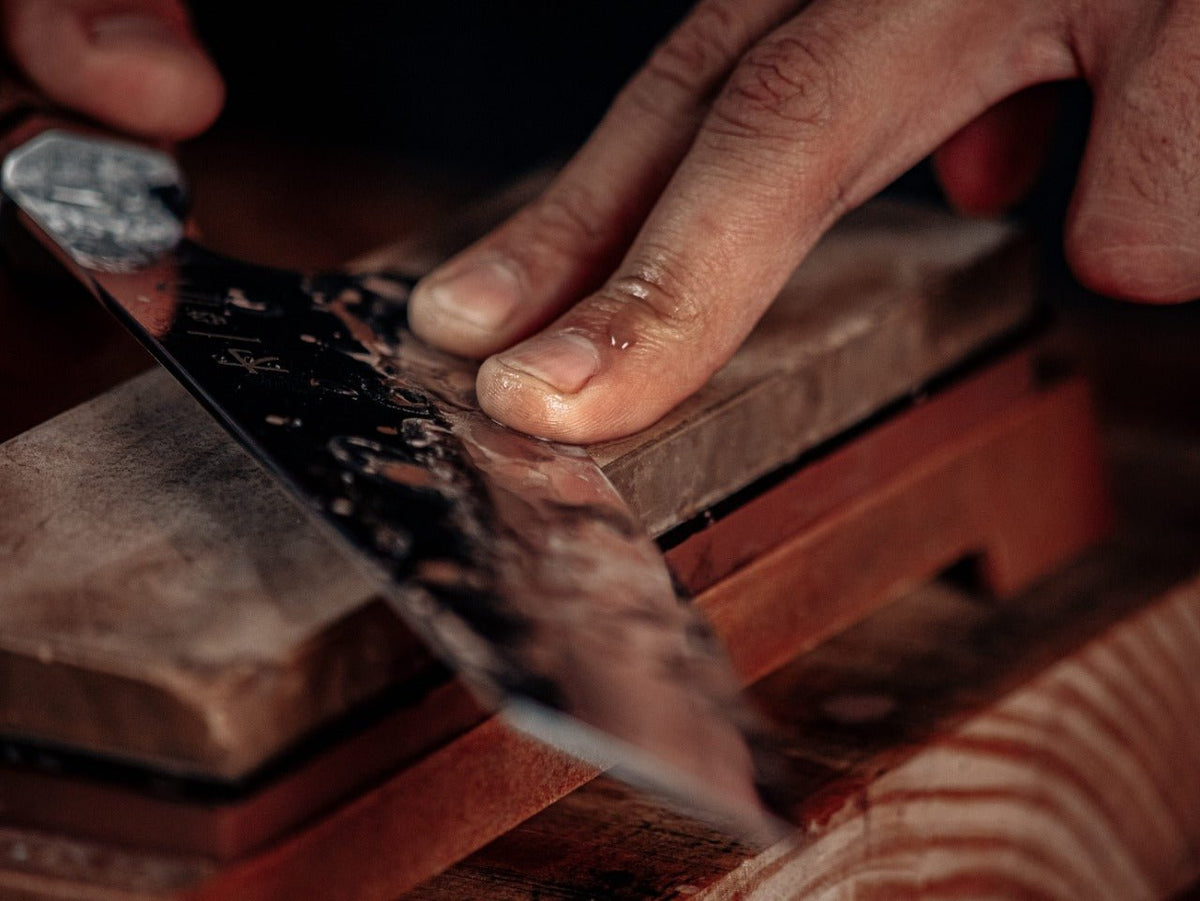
[3,129,792,840]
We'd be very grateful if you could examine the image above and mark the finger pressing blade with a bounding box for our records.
[2,128,795,843]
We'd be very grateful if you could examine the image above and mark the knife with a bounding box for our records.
[0,107,794,841]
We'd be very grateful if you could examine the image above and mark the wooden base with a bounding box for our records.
[674,351,1112,684]
[0,349,1114,899]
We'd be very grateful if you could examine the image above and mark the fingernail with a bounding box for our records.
[416,258,522,334]
[89,14,193,51]
[496,332,600,395]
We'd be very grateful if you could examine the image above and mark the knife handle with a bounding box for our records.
[0,76,69,283]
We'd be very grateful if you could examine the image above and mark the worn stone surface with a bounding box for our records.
[0,374,425,778]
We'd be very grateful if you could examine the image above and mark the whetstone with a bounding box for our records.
[0,202,1034,779]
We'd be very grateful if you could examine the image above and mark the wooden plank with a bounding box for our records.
[403,776,749,901]
[0,681,486,861]
[694,376,1112,684]
[0,202,1035,778]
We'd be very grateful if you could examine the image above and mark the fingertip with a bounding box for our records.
[476,342,678,444]
[409,255,526,359]
[477,355,582,442]
[1065,206,1200,304]
[933,85,1059,218]
[87,42,226,140]
[476,336,610,443]
[933,140,1011,217]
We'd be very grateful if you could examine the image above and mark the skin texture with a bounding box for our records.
[407,0,1200,442]
[7,1,1197,442]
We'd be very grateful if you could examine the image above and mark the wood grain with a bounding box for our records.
[405,546,1200,901]
[700,577,1200,901]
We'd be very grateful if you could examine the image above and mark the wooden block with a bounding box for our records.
[691,374,1112,684]
[0,353,1113,898]
[0,353,1048,860]
[0,681,486,861]
[0,203,1035,778]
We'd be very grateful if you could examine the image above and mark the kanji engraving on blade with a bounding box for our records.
[215,347,289,374]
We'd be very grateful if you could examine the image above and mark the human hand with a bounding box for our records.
[409,0,1200,443]
[2,0,222,139]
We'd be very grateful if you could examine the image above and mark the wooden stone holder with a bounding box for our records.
[0,346,1114,900]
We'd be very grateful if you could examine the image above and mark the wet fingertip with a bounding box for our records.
[477,351,649,444]
[493,333,600,396]
[474,353,597,440]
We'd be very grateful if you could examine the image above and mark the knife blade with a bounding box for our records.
[2,124,794,841]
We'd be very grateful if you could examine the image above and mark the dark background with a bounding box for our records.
[190,3,1094,253]
[193,2,694,173]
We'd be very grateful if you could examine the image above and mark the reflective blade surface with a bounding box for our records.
[3,129,791,840]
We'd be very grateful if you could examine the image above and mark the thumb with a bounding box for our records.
[3,0,224,140]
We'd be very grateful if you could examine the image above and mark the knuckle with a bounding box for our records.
[708,33,842,143]
[623,0,745,118]
[510,180,610,264]
[594,247,707,340]
[1003,29,1074,86]
[650,1,745,93]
